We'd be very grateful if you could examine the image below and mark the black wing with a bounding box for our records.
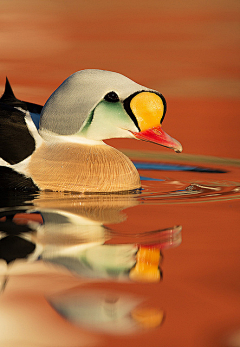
[0,77,43,114]
[0,78,43,164]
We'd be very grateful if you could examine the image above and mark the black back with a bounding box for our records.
[0,77,43,113]
[0,78,43,165]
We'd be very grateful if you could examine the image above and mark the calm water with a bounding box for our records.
[0,151,240,347]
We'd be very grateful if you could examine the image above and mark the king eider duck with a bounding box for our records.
[0,70,182,193]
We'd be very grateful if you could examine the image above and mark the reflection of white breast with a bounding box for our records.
[34,209,107,259]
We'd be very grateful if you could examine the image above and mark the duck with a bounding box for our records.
[0,69,182,193]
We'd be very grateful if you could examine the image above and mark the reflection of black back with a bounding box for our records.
[0,191,37,208]
[0,212,36,264]
[0,216,33,235]
[0,236,35,264]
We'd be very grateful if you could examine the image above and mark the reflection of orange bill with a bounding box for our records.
[0,212,44,225]
[141,225,182,250]
[14,213,44,224]
[131,307,165,329]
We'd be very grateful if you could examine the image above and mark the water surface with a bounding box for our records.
[0,152,239,347]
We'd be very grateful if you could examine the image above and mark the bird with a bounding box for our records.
[0,69,182,193]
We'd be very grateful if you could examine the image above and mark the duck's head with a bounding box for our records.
[39,69,182,152]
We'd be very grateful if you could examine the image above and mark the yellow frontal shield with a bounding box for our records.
[130,92,165,131]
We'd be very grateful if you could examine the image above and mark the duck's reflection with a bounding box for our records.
[0,191,182,337]
[0,205,181,283]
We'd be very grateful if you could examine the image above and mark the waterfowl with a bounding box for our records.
[0,70,182,192]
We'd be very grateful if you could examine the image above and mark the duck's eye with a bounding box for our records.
[104,91,119,103]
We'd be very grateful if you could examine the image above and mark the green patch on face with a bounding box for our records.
[78,100,138,140]
[79,109,95,135]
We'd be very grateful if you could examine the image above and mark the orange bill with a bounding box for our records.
[132,125,182,153]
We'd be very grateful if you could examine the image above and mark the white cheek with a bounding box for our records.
[85,122,136,140]
[80,102,139,141]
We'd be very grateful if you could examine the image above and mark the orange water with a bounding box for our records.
[0,1,240,346]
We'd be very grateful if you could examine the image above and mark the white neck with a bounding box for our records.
[39,129,105,145]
